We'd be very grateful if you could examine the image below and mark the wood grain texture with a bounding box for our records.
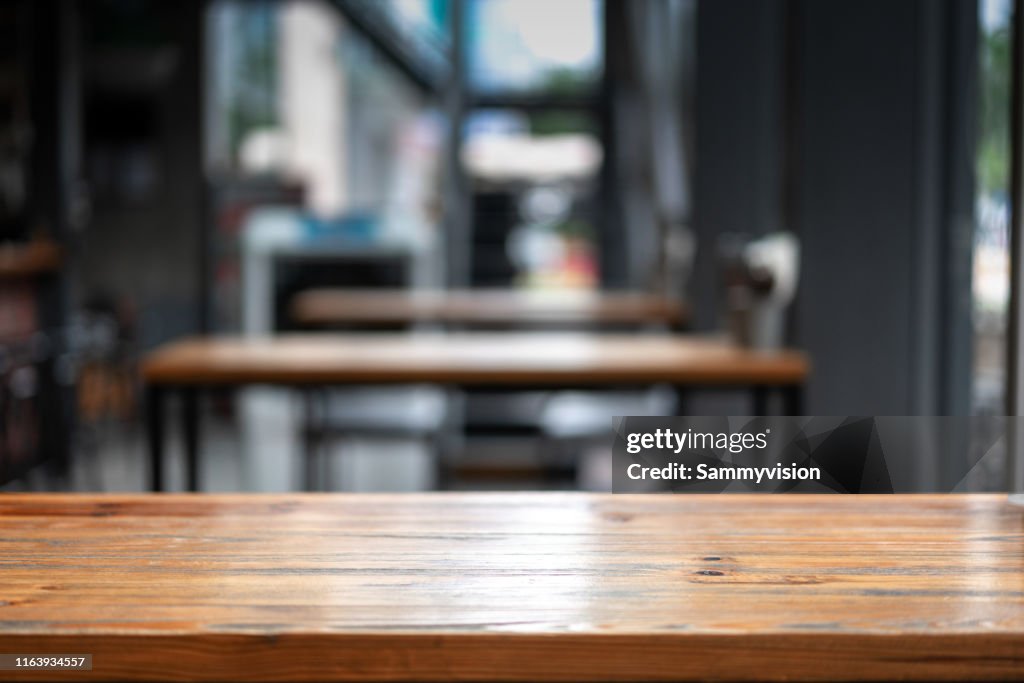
[1,493,1022,681]
[289,289,689,327]
[140,333,808,386]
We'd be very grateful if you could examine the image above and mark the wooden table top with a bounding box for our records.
[1,493,1022,681]
[140,333,808,387]
[289,288,689,327]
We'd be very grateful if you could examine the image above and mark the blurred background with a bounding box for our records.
[0,0,1019,492]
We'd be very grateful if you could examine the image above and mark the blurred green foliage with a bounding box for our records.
[978,17,1010,195]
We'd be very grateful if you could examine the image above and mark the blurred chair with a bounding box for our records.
[0,331,64,488]
[242,208,446,492]
[300,386,452,491]
[67,297,140,490]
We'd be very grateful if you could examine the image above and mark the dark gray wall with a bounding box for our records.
[793,0,921,414]
[692,0,786,331]
[76,1,205,349]
[693,0,976,415]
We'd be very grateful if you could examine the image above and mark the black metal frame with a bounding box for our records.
[1008,0,1024,492]
[145,380,805,492]
[1009,0,1024,419]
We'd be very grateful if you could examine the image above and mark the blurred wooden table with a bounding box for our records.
[140,333,809,491]
[289,288,689,329]
[1,493,1021,681]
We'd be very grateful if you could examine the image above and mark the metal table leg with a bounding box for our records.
[752,386,770,416]
[147,385,165,492]
[783,384,805,416]
[182,387,200,492]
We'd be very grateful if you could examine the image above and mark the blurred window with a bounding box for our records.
[462,109,601,289]
[206,2,280,172]
[206,0,605,293]
[364,0,450,59]
[462,0,606,289]
[466,0,603,95]
[972,0,1012,414]
[204,0,443,330]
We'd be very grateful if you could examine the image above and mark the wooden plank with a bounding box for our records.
[289,289,689,327]
[0,493,1022,681]
[140,333,808,386]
